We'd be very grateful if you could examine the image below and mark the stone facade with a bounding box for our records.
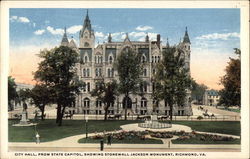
[61,11,193,116]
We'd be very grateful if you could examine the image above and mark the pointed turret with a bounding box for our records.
[145,33,149,42]
[166,38,170,48]
[61,27,69,46]
[108,33,112,43]
[79,9,95,48]
[83,9,92,32]
[183,27,191,44]
[69,36,77,48]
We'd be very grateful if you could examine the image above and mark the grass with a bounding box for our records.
[171,121,240,136]
[8,119,141,142]
[217,107,241,113]
[9,119,240,142]
[78,136,163,144]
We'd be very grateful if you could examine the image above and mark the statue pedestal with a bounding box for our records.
[19,111,30,125]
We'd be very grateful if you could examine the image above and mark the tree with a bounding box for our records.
[34,46,84,126]
[90,79,118,121]
[8,76,18,111]
[191,79,208,104]
[18,88,31,104]
[115,47,143,120]
[29,84,52,120]
[219,48,241,107]
[153,46,191,121]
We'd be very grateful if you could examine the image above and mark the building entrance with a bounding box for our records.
[122,96,132,109]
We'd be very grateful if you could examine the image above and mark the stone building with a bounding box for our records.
[203,90,220,106]
[61,11,193,116]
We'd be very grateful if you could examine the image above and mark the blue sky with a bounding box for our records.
[9,8,240,89]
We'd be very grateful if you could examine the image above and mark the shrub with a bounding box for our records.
[197,116,203,120]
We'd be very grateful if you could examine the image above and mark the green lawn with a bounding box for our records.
[171,121,240,136]
[9,119,141,142]
[78,136,163,144]
[9,119,240,142]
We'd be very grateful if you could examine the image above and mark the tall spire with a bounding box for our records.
[166,37,169,48]
[61,27,69,46]
[82,9,92,32]
[183,26,191,44]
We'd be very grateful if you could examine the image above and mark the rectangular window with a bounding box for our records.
[87,82,90,92]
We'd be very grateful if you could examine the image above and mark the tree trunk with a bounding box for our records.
[56,103,61,123]
[169,100,173,122]
[104,104,109,121]
[41,105,45,120]
[124,94,128,120]
[58,106,66,126]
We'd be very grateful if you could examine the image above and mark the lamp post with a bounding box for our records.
[85,117,88,139]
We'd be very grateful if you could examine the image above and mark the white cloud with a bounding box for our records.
[196,32,240,40]
[19,17,30,23]
[10,16,18,21]
[46,26,64,35]
[34,29,45,35]
[67,25,82,34]
[10,16,30,23]
[135,25,153,31]
[95,32,105,38]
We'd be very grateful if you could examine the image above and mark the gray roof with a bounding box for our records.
[183,27,191,44]
[207,90,219,96]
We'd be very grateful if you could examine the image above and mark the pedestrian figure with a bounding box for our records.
[100,139,104,151]
[107,134,112,145]
[36,132,40,144]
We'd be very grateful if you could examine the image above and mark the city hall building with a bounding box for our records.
[60,11,193,116]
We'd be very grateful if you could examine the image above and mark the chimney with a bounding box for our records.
[157,34,161,48]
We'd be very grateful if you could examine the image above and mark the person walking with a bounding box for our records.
[100,139,104,151]
[107,134,112,145]
[36,132,40,144]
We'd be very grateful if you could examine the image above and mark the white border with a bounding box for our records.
[1,1,249,159]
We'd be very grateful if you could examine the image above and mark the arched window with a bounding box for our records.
[152,56,154,63]
[158,56,160,62]
[142,55,146,63]
[83,98,90,107]
[95,56,97,63]
[99,68,102,76]
[152,69,156,75]
[141,97,147,107]
[95,68,98,77]
[109,56,113,64]
[87,68,90,77]
[96,100,102,107]
[100,56,103,63]
[84,56,88,63]
[143,68,147,77]
[83,69,86,77]
[111,68,114,77]
[87,82,90,92]
[108,68,110,77]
